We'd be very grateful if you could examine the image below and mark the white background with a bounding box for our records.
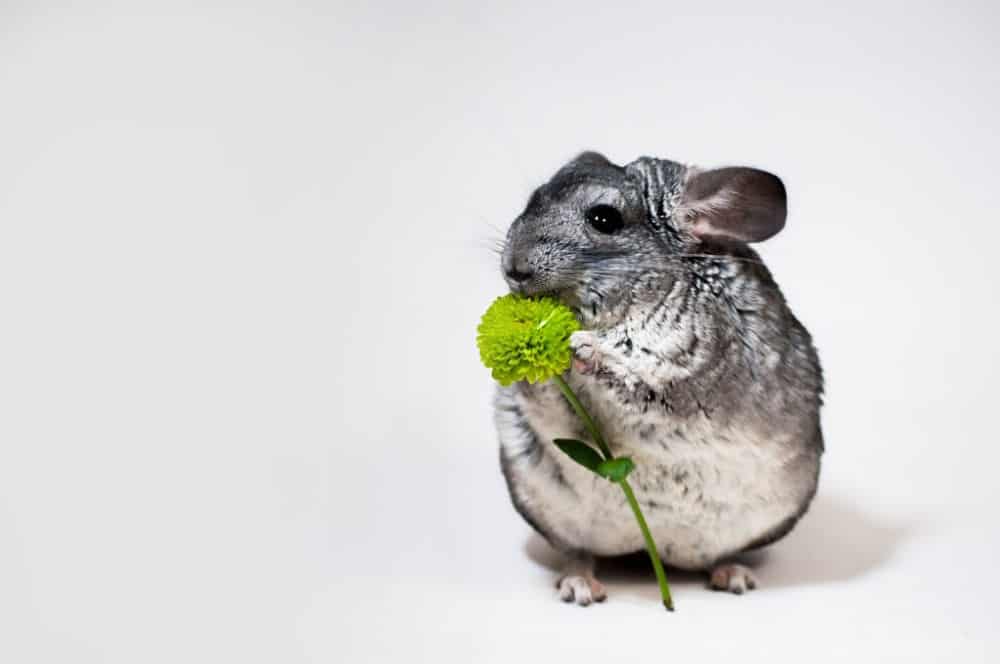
[1,2,998,662]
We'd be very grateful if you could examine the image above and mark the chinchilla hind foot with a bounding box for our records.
[555,554,607,606]
[708,563,758,595]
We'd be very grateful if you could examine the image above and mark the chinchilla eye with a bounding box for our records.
[585,204,624,234]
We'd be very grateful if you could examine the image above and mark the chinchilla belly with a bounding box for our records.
[497,384,819,570]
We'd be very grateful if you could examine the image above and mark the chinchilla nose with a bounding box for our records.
[502,246,534,284]
[504,262,534,283]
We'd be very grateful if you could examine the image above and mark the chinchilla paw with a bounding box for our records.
[709,563,758,595]
[570,331,600,375]
[555,574,608,606]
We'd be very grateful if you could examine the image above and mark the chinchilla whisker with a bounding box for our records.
[483,221,510,239]
[475,238,508,257]
[475,226,509,257]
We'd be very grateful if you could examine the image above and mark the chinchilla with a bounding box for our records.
[494,151,823,605]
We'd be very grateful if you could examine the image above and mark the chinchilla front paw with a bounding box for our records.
[570,331,600,375]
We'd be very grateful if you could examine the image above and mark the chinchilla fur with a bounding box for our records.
[494,151,823,604]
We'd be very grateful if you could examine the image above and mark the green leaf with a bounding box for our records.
[595,457,635,482]
[553,438,604,472]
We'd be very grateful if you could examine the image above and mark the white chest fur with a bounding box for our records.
[497,377,817,570]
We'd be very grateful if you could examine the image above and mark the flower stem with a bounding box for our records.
[553,375,613,460]
[619,478,674,611]
[552,373,674,611]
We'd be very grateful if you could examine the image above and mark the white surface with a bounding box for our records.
[1,2,998,662]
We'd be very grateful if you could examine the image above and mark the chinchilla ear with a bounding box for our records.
[680,167,787,244]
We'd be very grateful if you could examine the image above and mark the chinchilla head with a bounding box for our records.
[501,151,786,322]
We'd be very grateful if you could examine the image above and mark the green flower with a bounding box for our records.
[476,294,580,386]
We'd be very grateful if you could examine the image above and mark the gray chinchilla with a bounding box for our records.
[495,151,823,605]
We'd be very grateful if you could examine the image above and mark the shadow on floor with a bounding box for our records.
[757,492,911,588]
[523,493,910,590]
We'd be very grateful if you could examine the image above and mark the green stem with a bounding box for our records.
[552,375,613,460]
[619,478,674,611]
[552,373,674,611]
